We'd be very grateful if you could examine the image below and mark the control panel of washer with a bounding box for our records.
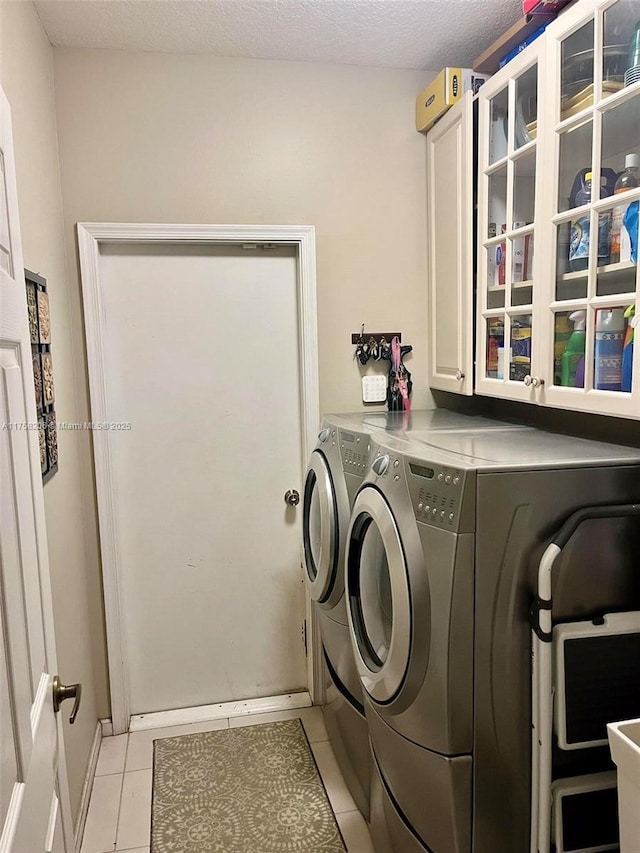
[410,463,463,529]
[340,430,370,473]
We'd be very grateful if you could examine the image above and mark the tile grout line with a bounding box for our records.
[112,732,131,851]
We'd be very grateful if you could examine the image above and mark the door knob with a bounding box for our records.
[524,374,533,386]
[52,676,82,724]
[531,376,545,388]
[284,489,300,506]
[455,369,465,381]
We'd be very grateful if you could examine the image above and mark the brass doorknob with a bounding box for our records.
[284,489,300,506]
[53,676,82,724]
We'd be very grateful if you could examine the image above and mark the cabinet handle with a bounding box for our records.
[455,369,465,381]
[524,374,533,387]
[532,376,545,388]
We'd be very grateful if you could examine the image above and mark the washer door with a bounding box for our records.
[346,485,411,703]
[303,450,339,603]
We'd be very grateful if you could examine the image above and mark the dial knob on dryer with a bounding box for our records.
[372,455,390,476]
[318,428,331,442]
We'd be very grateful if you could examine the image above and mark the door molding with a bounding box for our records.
[77,223,320,734]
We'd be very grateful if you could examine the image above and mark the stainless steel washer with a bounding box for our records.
[345,428,640,852]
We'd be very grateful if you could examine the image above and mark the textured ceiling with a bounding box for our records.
[34,0,523,71]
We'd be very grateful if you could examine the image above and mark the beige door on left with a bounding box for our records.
[0,85,72,851]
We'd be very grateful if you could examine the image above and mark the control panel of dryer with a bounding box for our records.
[409,462,466,531]
[340,430,369,473]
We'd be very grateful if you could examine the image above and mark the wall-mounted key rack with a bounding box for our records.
[351,331,401,345]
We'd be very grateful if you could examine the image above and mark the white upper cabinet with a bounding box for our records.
[476,0,640,418]
[427,93,474,395]
[475,38,547,402]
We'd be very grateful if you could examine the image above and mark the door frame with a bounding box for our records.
[77,223,320,734]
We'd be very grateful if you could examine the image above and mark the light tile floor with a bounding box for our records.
[80,706,374,853]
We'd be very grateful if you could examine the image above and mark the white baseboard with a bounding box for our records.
[99,718,113,738]
[74,721,102,852]
[129,691,312,732]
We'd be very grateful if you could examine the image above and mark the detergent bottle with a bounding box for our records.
[594,308,625,391]
[569,175,592,272]
[610,154,640,264]
[561,310,586,387]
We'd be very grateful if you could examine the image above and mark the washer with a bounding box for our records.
[345,427,640,853]
[303,415,376,818]
[302,410,520,818]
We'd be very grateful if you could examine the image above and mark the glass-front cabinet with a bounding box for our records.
[475,0,640,417]
[476,43,544,401]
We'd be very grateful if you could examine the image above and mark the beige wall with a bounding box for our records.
[0,1,108,824]
[52,47,433,415]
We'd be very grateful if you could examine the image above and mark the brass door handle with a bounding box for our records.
[53,676,82,724]
[284,489,300,506]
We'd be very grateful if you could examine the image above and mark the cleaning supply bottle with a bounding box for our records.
[610,154,640,263]
[594,308,625,391]
[569,174,592,272]
[561,310,586,387]
[554,313,572,385]
[622,305,635,392]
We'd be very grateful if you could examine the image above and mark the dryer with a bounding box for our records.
[302,410,520,819]
[345,428,640,853]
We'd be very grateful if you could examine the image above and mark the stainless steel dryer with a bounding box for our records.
[302,410,520,819]
[345,428,640,853]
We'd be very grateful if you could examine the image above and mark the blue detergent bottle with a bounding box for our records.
[569,174,592,272]
[568,168,617,271]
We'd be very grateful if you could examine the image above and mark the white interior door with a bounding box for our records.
[95,241,309,716]
[0,87,71,852]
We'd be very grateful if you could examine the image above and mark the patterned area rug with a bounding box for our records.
[151,718,346,852]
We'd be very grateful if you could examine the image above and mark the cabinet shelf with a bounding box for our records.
[558,260,637,282]
[487,280,534,293]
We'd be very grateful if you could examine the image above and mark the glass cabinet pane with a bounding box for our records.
[602,96,640,189]
[561,20,595,119]
[515,65,538,149]
[488,165,508,240]
[486,317,505,378]
[604,1,640,90]
[512,231,534,284]
[558,121,593,212]
[593,306,629,392]
[554,310,586,388]
[509,314,532,382]
[556,223,589,301]
[489,88,509,165]
[487,238,506,290]
[513,150,536,227]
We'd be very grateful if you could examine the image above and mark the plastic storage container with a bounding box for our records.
[607,717,640,852]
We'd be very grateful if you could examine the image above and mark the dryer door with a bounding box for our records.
[346,485,411,703]
[303,450,341,605]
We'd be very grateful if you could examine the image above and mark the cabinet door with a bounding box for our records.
[475,42,546,401]
[426,94,474,395]
[542,0,640,417]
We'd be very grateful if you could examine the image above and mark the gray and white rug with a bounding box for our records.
[151,718,346,852]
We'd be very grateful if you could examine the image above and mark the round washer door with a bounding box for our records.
[346,485,411,703]
[303,450,339,603]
